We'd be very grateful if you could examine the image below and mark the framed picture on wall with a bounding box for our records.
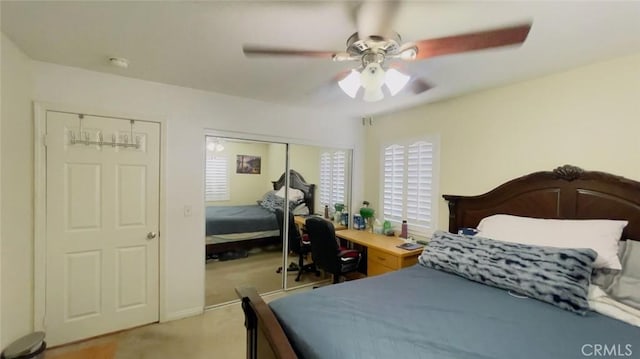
[236,155,261,174]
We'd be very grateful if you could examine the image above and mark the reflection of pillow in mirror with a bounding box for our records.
[292,203,309,216]
[275,187,305,202]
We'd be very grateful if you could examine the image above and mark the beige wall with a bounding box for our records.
[1,33,34,347]
[365,53,640,232]
[290,144,323,214]
[266,143,285,183]
[289,144,322,190]
[206,140,278,206]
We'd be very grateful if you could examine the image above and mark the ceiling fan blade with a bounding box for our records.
[356,0,400,40]
[332,69,353,82]
[243,45,339,59]
[410,23,532,60]
[409,78,432,95]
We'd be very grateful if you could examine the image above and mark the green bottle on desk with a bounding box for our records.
[383,220,392,236]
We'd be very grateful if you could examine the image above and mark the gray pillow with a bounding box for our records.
[602,240,640,310]
[419,230,597,315]
[591,241,626,288]
[259,191,303,213]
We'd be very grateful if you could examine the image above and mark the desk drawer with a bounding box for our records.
[368,260,395,276]
[401,255,419,268]
[368,248,400,269]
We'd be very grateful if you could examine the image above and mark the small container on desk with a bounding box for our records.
[341,212,349,227]
[400,220,408,239]
[353,214,364,230]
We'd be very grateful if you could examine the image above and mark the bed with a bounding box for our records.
[236,165,640,358]
[205,169,315,256]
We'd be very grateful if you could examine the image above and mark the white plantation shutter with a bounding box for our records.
[319,152,332,206]
[331,151,346,204]
[319,150,347,208]
[406,141,433,228]
[382,138,438,236]
[205,157,229,201]
[383,144,404,222]
[205,138,229,202]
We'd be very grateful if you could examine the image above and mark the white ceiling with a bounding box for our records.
[3,1,640,118]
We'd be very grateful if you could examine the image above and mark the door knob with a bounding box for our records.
[146,232,157,240]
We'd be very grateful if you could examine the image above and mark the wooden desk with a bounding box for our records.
[336,229,423,276]
[294,215,347,231]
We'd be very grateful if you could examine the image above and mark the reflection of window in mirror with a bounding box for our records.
[319,150,347,214]
[205,136,229,201]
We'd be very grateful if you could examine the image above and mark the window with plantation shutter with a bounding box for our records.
[320,153,332,206]
[381,137,438,237]
[406,141,433,228]
[205,137,229,202]
[331,151,346,205]
[383,144,404,222]
[319,150,347,209]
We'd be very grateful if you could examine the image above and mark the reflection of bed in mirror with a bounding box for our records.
[205,169,315,256]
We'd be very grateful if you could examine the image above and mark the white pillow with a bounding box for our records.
[476,214,627,270]
[275,187,305,202]
[292,203,309,216]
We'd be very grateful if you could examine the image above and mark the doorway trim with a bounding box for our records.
[33,102,168,332]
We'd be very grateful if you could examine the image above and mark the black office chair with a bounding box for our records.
[305,217,362,284]
[274,209,320,281]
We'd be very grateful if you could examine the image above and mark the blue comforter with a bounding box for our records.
[270,265,640,359]
[205,205,277,236]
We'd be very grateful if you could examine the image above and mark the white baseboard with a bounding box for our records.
[163,306,203,322]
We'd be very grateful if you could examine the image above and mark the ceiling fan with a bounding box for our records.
[243,1,532,102]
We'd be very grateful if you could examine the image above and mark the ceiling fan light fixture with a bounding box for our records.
[207,138,225,152]
[363,87,384,102]
[338,70,361,99]
[362,88,384,102]
[385,68,410,96]
[360,63,386,102]
[360,62,385,89]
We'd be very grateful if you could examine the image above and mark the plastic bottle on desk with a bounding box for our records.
[341,207,349,226]
[400,220,408,238]
[324,205,329,219]
[353,214,363,229]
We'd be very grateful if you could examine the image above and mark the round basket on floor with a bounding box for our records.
[1,332,46,359]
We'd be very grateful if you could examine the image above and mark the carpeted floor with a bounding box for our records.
[47,341,117,359]
[205,246,327,306]
[45,290,305,359]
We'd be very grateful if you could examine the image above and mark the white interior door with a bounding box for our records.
[45,111,160,345]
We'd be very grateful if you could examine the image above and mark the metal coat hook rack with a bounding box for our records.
[69,114,141,149]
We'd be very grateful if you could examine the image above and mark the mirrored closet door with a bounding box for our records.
[203,136,354,306]
[204,137,288,306]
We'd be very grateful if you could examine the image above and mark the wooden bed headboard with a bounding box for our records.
[271,169,316,214]
[443,165,640,241]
